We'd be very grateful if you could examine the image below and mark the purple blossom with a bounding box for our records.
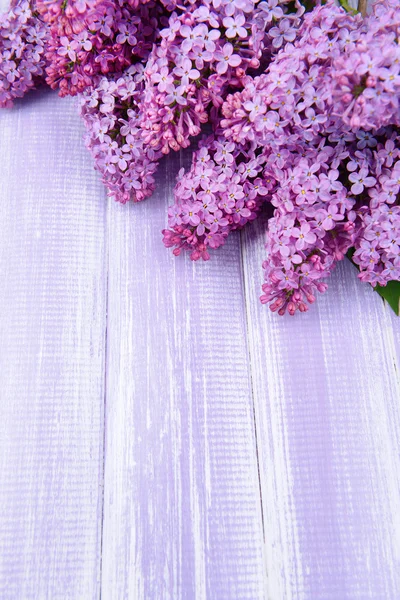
[58,36,79,61]
[269,19,296,49]
[0,0,48,107]
[4,0,400,318]
[223,15,247,39]
[181,203,201,226]
[320,204,343,231]
[292,222,317,250]
[164,84,187,106]
[348,168,377,195]
[173,59,200,85]
[214,43,241,75]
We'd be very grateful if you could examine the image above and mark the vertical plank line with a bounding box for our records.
[239,230,268,577]
[99,196,111,600]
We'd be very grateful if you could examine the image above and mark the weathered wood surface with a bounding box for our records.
[102,160,265,599]
[242,217,400,599]
[0,91,107,599]
[0,90,400,599]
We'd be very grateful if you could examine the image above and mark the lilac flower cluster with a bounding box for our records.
[0,0,48,107]
[39,0,160,96]
[164,0,400,315]
[163,2,350,271]
[80,64,162,202]
[259,143,353,315]
[219,2,363,147]
[217,1,400,314]
[1,0,399,316]
[351,132,400,286]
[72,0,303,199]
[140,0,303,154]
[326,0,400,131]
[162,133,270,259]
[256,129,400,314]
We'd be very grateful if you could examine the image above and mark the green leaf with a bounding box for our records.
[337,0,357,14]
[374,280,400,316]
[346,249,400,315]
[346,247,356,262]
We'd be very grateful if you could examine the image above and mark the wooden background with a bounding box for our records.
[0,78,400,598]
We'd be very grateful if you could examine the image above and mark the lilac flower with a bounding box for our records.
[93,12,113,37]
[111,148,131,171]
[205,232,225,249]
[151,67,174,93]
[264,111,288,134]
[244,97,266,122]
[164,84,187,106]
[190,46,213,70]
[302,108,326,129]
[208,210,229,233]
[232,200,251,223]
[58,36,79,61]
[356,131,377,150]
[173,59,200,85]
[292,223,317,251]
[348,168,377,195]
[223,15,247,39]
[116,22,137,46]
[215,43,241,75]
[258,0,283,22]
[269,19,296,49]
[181,203,201,226]
[202,28,220,52]
[180,25,202,53]
[320,204,343,231]
[377,139,398,168]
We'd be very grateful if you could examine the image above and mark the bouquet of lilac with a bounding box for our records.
[1,0,399,316]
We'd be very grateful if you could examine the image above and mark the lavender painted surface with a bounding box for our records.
[0,90,107,599]
[102,161,265,599]
[242,216,400,599]
[1,89,400,599]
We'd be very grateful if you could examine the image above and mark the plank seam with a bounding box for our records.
[99,196,110,600]
[239,229,268,593]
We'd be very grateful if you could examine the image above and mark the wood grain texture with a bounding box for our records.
[1,38,400,598]
[0,90,107,599]
[101,155,266,600]
[241,216,400,600]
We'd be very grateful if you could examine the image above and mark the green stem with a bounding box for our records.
[338,0,357,14]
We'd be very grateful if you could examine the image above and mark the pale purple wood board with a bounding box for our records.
[102,160,265,599]
[0,89,399,599]
[0,91,107,598]
[242,217,400,599]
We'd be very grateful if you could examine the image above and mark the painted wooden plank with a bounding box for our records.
[101,154,266,600]
[241,216,400,600]
[0,90,107,599]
